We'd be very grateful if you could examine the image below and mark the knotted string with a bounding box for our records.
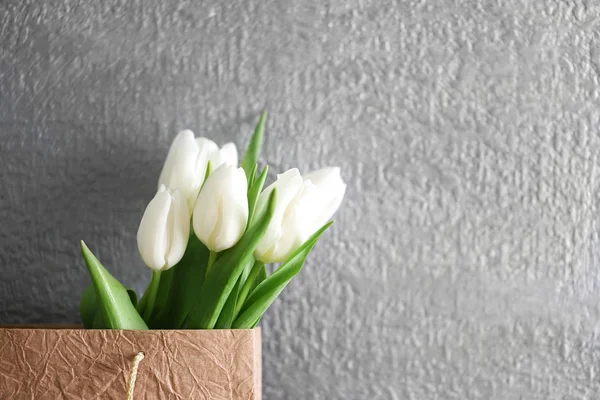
[126,352,145,400]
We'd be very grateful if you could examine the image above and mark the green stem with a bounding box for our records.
[206,251,218,279]
[142,270,161,322]
[234,260,264,318]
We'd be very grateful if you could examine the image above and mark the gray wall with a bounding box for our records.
[2,0,600,399]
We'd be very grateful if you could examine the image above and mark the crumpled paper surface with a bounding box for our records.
[0,326,261,399]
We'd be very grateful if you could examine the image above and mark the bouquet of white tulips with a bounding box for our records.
[79,113,346,330]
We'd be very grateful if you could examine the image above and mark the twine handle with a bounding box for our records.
[126,352,145,400]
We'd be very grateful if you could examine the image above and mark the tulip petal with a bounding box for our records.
[304,166,347,226]
[213,168,248,251]
[255,169,303,263]
[158,130,205,208]
[158,130,199,190]
[219,143,239,167]
[137,186,172,270]
[270,180,320,262]
[303,166,341,186]
[319,184,346,224]
[193,167,225,250]
[196,137,219,154]
[165,190,190,268]
[194,165,248,251]
[158,130,195,189]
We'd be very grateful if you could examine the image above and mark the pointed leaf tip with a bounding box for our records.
[79,242,148,330]
[242,113,268,179]
[268,188,277,211]
[247,165,270,226]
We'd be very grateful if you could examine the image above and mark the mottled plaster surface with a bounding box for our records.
[2,1,600,399]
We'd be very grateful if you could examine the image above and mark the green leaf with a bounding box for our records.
[79,285,97,329]
[136,287,149,317]
[203,160,213,186]
[247,163,258,190]
[80,284,138,329]
[184,189,278,329]
[214,257,256,329]
[241,111,267,180]
[152,235,210,328]
[127,288,138,307]
[234,260,264,318]
[247,166,269,226]
[251,264,268,293]
[141,270,161,322]
[92,310,105,329]
[80,241,148,330]
[214,274,242,329]
[148,267,173,326]
[240,257,254,283]
[232,222,333,329]
[251,316,262,329]
[93,292,137,329]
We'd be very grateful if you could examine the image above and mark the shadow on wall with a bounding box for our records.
[0,120,160,323]
[0,111,256,324]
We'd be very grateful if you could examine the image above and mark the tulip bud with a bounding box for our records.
[158,130,209,210]
[254,169,318,263]
[193,165,249,252]
[159,131,239,209]
[303,167,347,227]
[195,137,238,169]
[137,185,190,271]
[254,168,346,263]
[210,142,238,169]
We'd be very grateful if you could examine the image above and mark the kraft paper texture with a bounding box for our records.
[0,326,261,399]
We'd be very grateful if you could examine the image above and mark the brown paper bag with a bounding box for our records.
[0,326,261,399]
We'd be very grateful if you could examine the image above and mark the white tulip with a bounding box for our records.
[137,185,190,271]
[193,165,248,252]
[195,137,219,155]
[158,130,209,210]
[304,167,347,227]
[254,167,346,263]
[208,141,239,169]
[253,169,317,263]
[159,130,239,209]
[195,138,238,168]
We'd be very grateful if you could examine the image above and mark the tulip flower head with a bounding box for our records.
[193,165,249,252]
[137,185,190,271]
[254,170,316,263]
[303,167,347,227]
[195,138,238,169]
[159,130,238,210]
[254,168,346,263]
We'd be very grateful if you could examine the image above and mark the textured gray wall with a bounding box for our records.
[2,0,600,399]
